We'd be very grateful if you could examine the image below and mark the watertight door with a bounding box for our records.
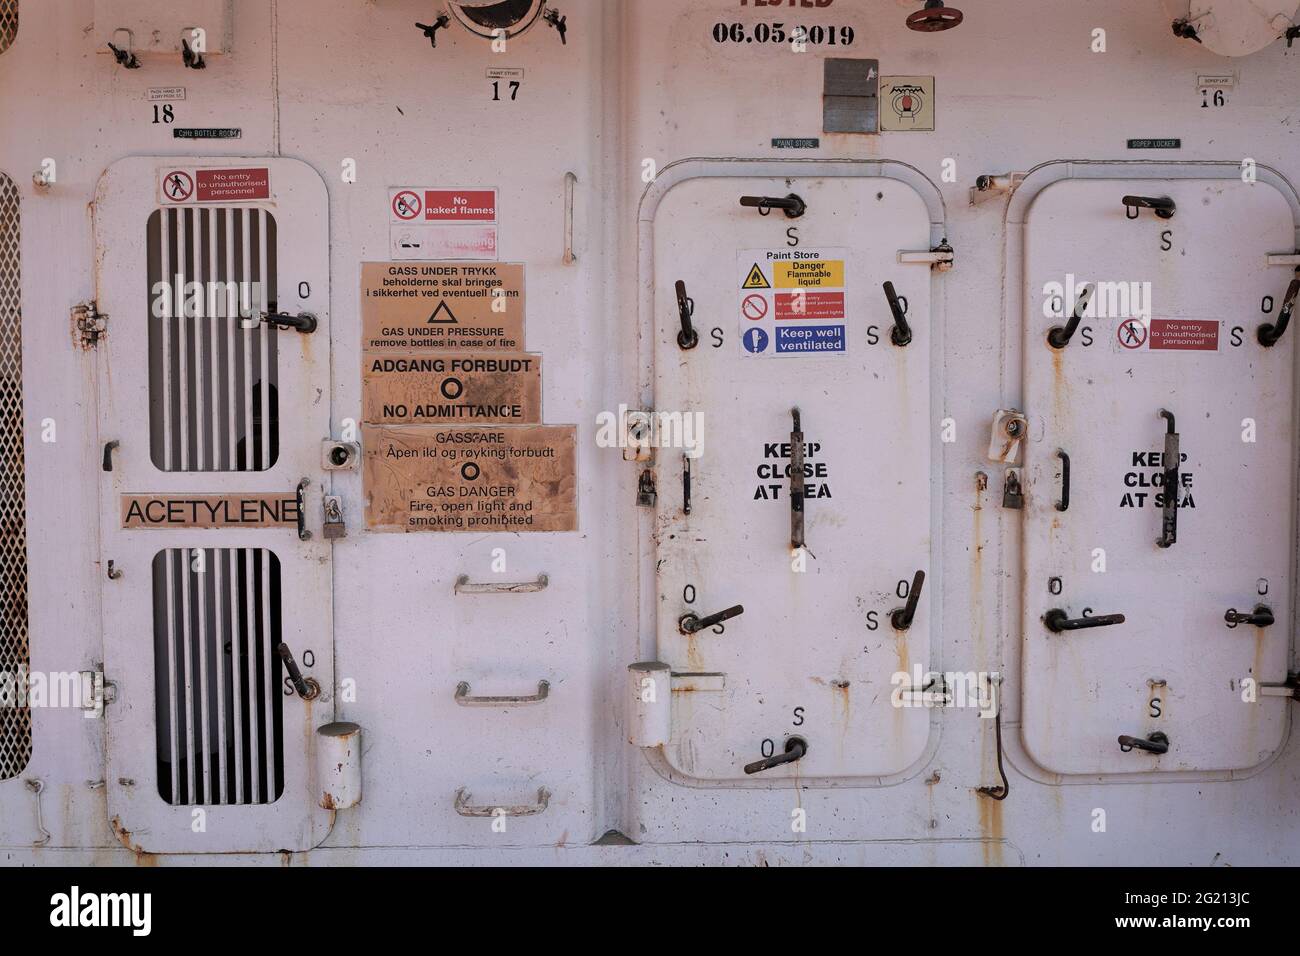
[1020,174,1296,775]
[650,167,939,782]
[94,157,334,851]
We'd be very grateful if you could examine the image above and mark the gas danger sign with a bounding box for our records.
[363,353,542,425]
[361,262,525,351]
[363,425,577,532]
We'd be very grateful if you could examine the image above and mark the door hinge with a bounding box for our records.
[79,667,117,715]
[897,240,955,272]
[72,301,108,349]
[1260,673,1300,700]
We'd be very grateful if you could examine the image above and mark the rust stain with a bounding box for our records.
[685,632,704,672]
[977,797,1005,866]
[109,816,157,866]
[894,629,910,675]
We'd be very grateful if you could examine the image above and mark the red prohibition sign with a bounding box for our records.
[392,190,422,220]
[742,294,769,321]
[1118,318,1148,349]
[163,171,194,201]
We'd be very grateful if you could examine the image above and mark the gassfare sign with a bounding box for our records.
[363,425,578,532]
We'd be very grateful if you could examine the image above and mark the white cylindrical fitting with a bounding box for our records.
[316,721,362,811]
[627,662,672,748]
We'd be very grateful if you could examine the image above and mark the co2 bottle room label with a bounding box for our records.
[738,248,848,356]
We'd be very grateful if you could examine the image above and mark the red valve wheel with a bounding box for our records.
[906,3,964,32]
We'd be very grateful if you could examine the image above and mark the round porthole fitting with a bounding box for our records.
[906,0,964,32]
[446,0,548,40]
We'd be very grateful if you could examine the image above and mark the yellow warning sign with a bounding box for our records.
[774,260,845,289]
[742,263,771,289]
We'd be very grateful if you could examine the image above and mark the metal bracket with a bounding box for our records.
[969,171,1026,206]
[623,410,654,462]
[321,439,360,471]
[1260,673,1300,699]
[72,302,108,348]
[454,787,550,817]
[896,674,953,707]
[455,573,549,594]
[987,409,1027,464]
[26,779,51,847]
[454,680,550,707]
[77,669,116,712]
[897,240,954,271]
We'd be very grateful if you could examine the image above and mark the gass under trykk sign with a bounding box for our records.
[361,262,525,351]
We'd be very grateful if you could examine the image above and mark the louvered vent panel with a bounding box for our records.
[0,1,16,55]
[0,171,30,781]
[152,548,284,806]
[146,207,279,473]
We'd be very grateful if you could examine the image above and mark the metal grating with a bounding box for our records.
[146,208,279,473]
[152,548,284,806]
[0,171,29,781]
[0,1,16,56]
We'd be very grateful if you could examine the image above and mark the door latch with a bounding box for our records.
[296,479,312,541]
[744,736,808,774]
[675,280,698,350]
[106,41,140,69]
[278,643,321,700]
[883,281,912,347]
[1156,409,1179,549]
[1047,285,1094,349]
[1044,608,1126,633]
[790,408,806,550]
[1123,195,1176,220]
[1258,271,1299,347]
[1118,731,1169,754]
[679,604,744,634]
[181,36,206,70]
[262,311,318,333]
[739,194,806,219]
[891,570,926,631]
[1225,605,1274,628]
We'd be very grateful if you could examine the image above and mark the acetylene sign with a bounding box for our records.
[389,188,497,223]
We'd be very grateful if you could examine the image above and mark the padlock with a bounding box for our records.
[323,496,347,540]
